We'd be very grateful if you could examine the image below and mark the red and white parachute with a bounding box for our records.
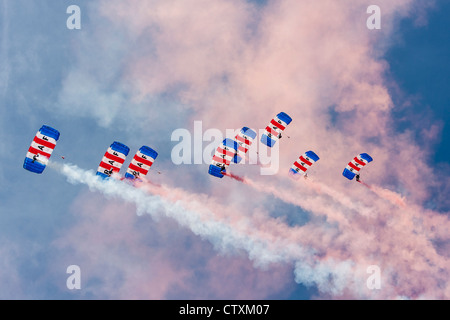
[233,127,257,164]
[125,146,158,180]
[23,125,60,174]
[96,142,130,178]
[342,153,373,181]
[208,138,239,178]
[289,150,320,178]
[260,112,292,147]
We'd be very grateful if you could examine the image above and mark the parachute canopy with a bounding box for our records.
[289,150,320,177]
[342,153,373,180]
[96,141,130,179]
[233,127,257,164]
[23,125,60,174]
[209,138,238,178]
[261,112,292,147]
[125,146,158,180]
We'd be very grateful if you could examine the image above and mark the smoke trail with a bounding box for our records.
[358,181,406,208]
[222,171,246,183]
[52,162,364,295]
[242,173,450,298]
[49,162,450,299]
[244,175,366,226]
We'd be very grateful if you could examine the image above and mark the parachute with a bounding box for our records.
[96,141,130,179]
[233,127,257,163]
[289,150,320,177]
[342,153,373,180]
[124,146,158,180]
[209,138,238,178]
[261,112,292,147]
[23,125,60,174]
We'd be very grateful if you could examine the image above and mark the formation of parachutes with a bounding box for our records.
[23,125,159,182]
[23,117,373,183]
[207,112,373,182]
[96,143,158,181]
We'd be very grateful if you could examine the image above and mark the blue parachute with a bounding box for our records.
[261,112,292,147]
[96,141,130,179]
[289,150,320,177]
[209,138,239,178]
[124,146,158,180]
[23,125,60,174]
[233,127,257,164]
[342,153,373,180]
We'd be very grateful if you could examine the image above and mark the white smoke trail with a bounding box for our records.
[51,162,450,298]
[51,162,361,295]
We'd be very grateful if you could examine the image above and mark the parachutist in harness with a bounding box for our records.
[356,174,360,182]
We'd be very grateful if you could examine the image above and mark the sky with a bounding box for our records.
[0,0,449,300]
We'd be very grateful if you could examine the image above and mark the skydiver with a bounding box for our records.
[356,174,360,182]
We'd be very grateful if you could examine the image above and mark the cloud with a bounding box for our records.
[50,164,300,299]
[51,192,190,299]
[49,0,449,299]
[51,160,449,299]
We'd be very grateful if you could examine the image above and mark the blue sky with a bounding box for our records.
[387,1,450,164]
[0,0,449,300]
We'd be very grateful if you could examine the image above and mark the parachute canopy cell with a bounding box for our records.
[289,150,320,176]
[233,127,257,164]
[342,153,373,180]
[125,146,158,180]
[209,138,238,178]
[23,125,60,174]
[96,141,130,179]
[261,112,292,147]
